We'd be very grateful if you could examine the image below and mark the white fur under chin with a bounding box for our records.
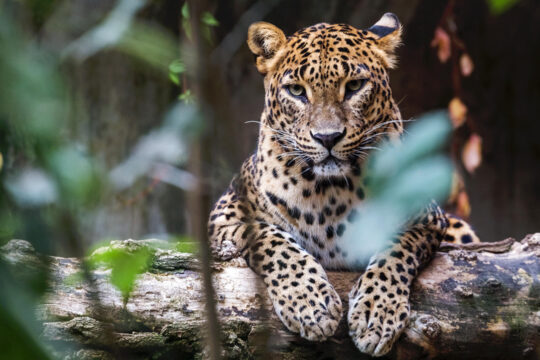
[313,160,350,177]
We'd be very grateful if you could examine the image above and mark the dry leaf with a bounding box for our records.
[456,190,471,219]
[431,27,451,63]
[462,134,483,173]
[449,97,467,128]
[460,53,474,76]
[448,172,471,219]
[448,171,464,204]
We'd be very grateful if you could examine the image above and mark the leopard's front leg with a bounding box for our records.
[243,224,343,341]
[348,206,447,356]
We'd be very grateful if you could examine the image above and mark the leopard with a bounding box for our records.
[208,13,480,357]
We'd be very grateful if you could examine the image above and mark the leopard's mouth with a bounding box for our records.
[312,156,349,177]
[319,155,339,166]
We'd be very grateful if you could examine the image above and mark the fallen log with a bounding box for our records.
[2,234,539,359]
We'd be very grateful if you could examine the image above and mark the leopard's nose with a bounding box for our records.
[311,129,346,150]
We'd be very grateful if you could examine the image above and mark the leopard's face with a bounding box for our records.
[248,19,403,178]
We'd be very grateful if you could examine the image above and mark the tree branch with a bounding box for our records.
[2,234,539,359]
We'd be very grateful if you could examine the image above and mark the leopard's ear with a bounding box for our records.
[247,22,287,75]
[366,13,402,69]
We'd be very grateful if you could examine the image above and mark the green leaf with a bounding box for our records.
[168,59,186,74]
[366,111,451,196]
[172,235,198,253]
[486,0,519,14]
[201,24,213,44]
[89,246,153,304]
[168,59,185,85]
[384,156,453,211]
[178,89,194,103]
[342,112,454,263]
[201,12,219,27]
[181,2,190,19]
[182,19,192,40]
[169,72,180,85]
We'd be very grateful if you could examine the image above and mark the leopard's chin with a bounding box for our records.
[312,157,350,177]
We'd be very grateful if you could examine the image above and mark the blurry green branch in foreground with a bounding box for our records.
[343,112,453,264]
[62,0,178,74]
[0,0,200,357]
[0,8,106,358]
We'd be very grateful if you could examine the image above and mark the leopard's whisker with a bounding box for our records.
[357,145,382,152]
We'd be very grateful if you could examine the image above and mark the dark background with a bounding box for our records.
[20,0,540,246]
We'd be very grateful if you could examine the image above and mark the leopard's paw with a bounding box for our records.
[348,279,410,356]
[270,269,342,341]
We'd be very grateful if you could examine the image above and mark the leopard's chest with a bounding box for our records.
[287,201,362,269]
[256,156,367,268]
[258,182,366,268]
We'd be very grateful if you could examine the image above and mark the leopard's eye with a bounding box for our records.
[345,79,367,99]
[287,84,306,98]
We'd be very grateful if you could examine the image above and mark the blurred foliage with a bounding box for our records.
[173,1,220,103]
[181,2,192,39]
[343,112,453,263]
[172,235,199,253]
[0,5,101,358]
[62,0,178,74]
[0,241,56,359]
[0,20,63,154]
[168,58,186,85]
[178,89,195,103]
[202,11,220,27]
[109,102,201,191]
[23,0,61,26]
[0,8,103,244]
[168,58,196,102]
[0,0,208,356]
[61,0,147,60]
[181,2,220,42]
[0,269,54,360]
[486,0,520,14]
[116,22,179,73]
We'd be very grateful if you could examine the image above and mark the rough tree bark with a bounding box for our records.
[2,235,539,360]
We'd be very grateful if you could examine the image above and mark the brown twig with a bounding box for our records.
[186,1,222,359]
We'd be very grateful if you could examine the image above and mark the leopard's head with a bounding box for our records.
[248,13,403,178]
